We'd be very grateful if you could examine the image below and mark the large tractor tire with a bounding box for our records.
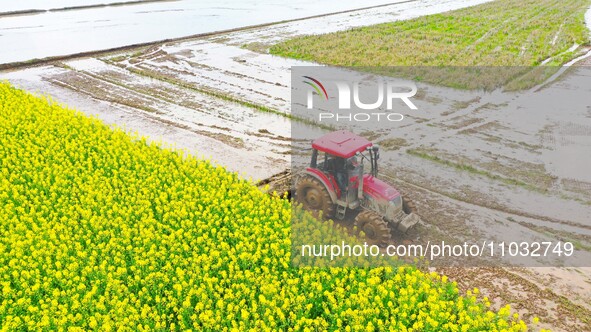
[402,197,417,214]
[355,210,391,244]
[295,176,335,219]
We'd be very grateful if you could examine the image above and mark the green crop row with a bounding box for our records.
[270,0,591,89]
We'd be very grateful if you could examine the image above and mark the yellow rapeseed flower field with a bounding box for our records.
[0,82,532,331]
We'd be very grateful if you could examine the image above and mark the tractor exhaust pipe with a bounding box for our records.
[372,145,379,177]
[356,152,364,201]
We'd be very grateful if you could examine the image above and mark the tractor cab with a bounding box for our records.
[309,131,372,207]
[306,130,389,219]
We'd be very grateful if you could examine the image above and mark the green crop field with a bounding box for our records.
[270,0,591,89]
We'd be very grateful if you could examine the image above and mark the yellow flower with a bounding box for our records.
[0,82,531,332]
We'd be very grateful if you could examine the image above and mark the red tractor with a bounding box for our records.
[295,130,420,243]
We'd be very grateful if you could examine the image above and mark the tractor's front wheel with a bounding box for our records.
[295,176,335,219]
[355,210,391,244]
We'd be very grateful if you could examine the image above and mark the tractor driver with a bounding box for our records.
[347,156,359,171]
[326,156,352,195]
[333,157,349,195]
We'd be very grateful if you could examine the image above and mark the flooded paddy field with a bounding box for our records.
[0,0,420,65]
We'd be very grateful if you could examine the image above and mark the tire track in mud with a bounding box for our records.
[384,169,591,330]
[382,167,591,233]
[105,57,333,130]
[118,41,294,114]
[45,77,247,149]
[439,266,591,331]
[42,63,292,173]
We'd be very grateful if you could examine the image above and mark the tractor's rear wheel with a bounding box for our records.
[402,197,417,214]
[355,210,391,244]
[295,176,335,219]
